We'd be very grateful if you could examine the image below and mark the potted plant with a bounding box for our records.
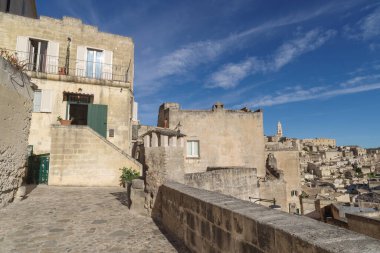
[57,116,72,126]
[119,167,140,187]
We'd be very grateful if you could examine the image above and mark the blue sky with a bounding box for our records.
[36,0,380,147]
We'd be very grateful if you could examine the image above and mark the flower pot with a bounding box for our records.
[59,119,72,126]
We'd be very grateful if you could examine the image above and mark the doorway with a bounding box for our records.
[69,103,88,125]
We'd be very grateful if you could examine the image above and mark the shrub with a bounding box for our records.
[120,167,140,186]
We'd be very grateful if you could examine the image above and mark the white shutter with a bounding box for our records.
[76,46,86,77]
[133,101,138,121]
[40,89,53,112]
[16,36,30,64]
[103,50,113,80]
[46,41,59,74]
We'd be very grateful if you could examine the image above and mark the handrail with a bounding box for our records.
[2,48,130,83]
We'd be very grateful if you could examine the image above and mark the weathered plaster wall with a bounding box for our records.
[49,125,142,186]
[158,103,265,177]
[28,79,133,154]
[159,181,380,253]
[0,58,33,207]
[184,167,259,201]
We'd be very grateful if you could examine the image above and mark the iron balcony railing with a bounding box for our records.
[3,49,131,83]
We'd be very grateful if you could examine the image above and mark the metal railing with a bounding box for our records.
[3,49,131,83]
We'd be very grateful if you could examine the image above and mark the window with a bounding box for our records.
[28,38,48,72]
[33,90,53,113]
[187,140,199,158]
[33,90,41,112]
[86,49,103,79]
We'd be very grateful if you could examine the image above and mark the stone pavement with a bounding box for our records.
[0,185,188,253]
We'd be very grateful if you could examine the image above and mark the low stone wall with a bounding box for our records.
[160,181,380,253]
[49,125,142,186]
[347,212,380,240]
[184,167,259,201]
[0,58,33,207]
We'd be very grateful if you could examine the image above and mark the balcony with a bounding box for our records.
[2,49,131,86]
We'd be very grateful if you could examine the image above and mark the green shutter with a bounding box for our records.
[87,104,108,138]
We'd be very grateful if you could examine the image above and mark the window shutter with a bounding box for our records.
[16,36,30,64]
[33,90,42,112]
[102,50,113,80]
[133,101,138,121]
[40,89,53,112]
[76,46,86,77]
[46,41,59,74]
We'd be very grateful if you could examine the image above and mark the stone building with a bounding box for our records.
[0,0,37,18]
[157,102,265,177]
[303,138,336,147]
[0,10,141,186]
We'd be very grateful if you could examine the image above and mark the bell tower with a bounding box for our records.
[277,121,283,137]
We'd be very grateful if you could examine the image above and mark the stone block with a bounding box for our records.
[131,179,144,189]
[257,222,275,252]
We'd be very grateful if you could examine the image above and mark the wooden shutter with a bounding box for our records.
[76,46,86,77]
[16,36,30,64]
[133,101,138,121]
[102,50,113,80]
[87,104,108,138]
[40,89,53,112]
[33,90,42,112]
[46,41,59,74]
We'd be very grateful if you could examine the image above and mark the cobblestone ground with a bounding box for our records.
[0,186,188,253]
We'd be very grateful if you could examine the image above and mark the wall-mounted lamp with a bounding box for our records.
[78,88,82,92]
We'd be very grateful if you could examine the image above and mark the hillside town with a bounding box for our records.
[0,0,379,252]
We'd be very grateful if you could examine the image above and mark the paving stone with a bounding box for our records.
[0,185,188,252]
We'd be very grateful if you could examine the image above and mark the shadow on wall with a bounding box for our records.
[152,186,190,253]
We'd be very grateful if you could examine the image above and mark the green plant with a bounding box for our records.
[120,167,140,186]
[57,116,63,121]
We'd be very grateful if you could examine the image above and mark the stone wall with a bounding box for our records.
[347,212,380,240]
[49,125,142,186]
[0,57,33,207]
[28,78,134,154]
[184,167,259,201]
[0,12,134,88]
[158,103,265,177]
[159,181,380,253]
[258,179,288,212]
[143,133,185,216]
[265,150,301,212]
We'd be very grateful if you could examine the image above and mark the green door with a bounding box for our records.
[39,155,49,184]
[87,104,108,137]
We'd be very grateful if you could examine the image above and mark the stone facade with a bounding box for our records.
[346,212,380,240]
[159,181,380,253]
[157,102,265,177]
[265,150,301,213]
[0,57,33,207]
[184,167,259,201]
[303,138,336,147]
[0,12,136,155]
[49,125,142,186]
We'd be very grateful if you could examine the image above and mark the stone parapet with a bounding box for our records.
[159,181,380,253]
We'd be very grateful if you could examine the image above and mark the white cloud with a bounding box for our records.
[206,58,262,89]
[240,81,380,108]
[136,1,352,95]
[344,7,380,41]
[156,41,224,78]
[272,29,336,70]
[207,28,336,89]
[340,74,380,87]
